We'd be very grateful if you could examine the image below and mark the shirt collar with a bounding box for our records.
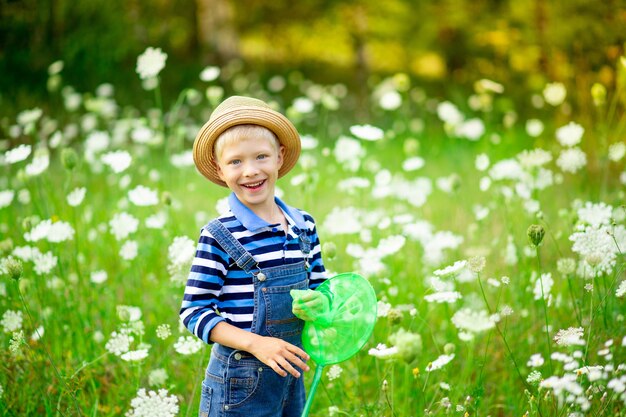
[228,193,307,232]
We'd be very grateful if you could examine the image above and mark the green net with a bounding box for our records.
[291,272,378,417]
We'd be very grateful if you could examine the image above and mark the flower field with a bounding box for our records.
[1,49,626,416]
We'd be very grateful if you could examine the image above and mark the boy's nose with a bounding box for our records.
[242,162,260,177]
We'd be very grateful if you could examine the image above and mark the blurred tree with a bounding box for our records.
[196,0,239,64]
[0,0,625,115]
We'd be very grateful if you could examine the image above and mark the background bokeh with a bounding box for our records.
[1,2,626,417]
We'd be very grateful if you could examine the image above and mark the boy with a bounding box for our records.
[180,96,327,416]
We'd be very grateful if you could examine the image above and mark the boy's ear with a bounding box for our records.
[277,145,285,168]
[214,158,226,181]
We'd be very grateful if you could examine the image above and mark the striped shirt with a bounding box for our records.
[179,193,326,344]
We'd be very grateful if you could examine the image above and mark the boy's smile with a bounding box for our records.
[216,135,284,214]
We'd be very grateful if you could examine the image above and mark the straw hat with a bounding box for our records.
[193,96,301,187]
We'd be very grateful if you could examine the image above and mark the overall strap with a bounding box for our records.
[206,219,259,274]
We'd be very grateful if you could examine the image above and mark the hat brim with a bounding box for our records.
[193,106,301,187]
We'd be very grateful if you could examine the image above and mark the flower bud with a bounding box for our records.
[591,83,606,107]
[61,148,78,171]
[0,238,13,255]
[443,343,456,355]
[403,138,419,155]
[389,328,422,364]
[322,242,337,260]
[3,257,23,281]
[387,308,403,325]
[527,224,545,247]
[161,191,172,206]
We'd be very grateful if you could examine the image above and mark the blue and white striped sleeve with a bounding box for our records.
[179,227,229,344]
[304,214,327,289]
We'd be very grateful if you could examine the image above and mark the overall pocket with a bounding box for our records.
[226,362,262,407]
[198,383,212,417]
[263,279,308,338]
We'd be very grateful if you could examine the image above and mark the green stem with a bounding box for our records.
[535,247,554,374]
[17,285,83,416]
[565,275,583,327]
[584,273,596,365]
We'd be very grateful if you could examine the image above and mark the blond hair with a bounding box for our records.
[213,124,280,162]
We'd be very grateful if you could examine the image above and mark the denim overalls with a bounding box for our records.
[199,219,311,417]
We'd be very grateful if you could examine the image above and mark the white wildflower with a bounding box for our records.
[426,354,455,372]
[156,324,171,340]
[556,147,587,173]
[173,336,203,355]
[608,142,626,162]
[424,291,462,304]
[455,118,484,141]
[527,353,545,368]
[0,190,15,209]
[25,150,49,176]
[402,157,425,171]
[532,272,553,302]
[577,202,613,228]
[109,212,139,240]
[136,47,168,80]
[475,154,489,171]
[170,150,194,168]
[554,327,585,346]
[33,251,58,275]
[102,150,132,173]
[525,119,544,137]
[570,225,617,274]
[4,144,32,164]
[125,388,179,417]
[333,136,365,171]
[146,211,167,229]
[437,101,463,126]
[121,348,150,362]
[451,308,496,334]
[517,148,552,169]
[148,368,169,387]
[556,122,584,147]
[543,82,567,106]
[293,97,314,114]
[105,330,134,356]
[1,310,23,333]
[120,240,138,261]
[90,270,108,284]
[350,124,384,141]
[326,364,343,381]
[379,90,402,110]
[67,187,86,207]
[199,66,220,82]
[368,343,398,359]
[377,301,391,318]
[540,374,583,397]
[128,185,158,207]
[434,260,467,278]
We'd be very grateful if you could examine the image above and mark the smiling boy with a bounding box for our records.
[180,96,327,417]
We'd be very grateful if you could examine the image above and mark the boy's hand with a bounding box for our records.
[291,289,330,322]
[248,336,310,378]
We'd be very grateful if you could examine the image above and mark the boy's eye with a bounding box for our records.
[257,154,268,160]
[229,159,241,165]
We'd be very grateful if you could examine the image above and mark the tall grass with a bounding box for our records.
[0,62,625,416]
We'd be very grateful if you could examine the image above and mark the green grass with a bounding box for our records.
[0,75,625,417]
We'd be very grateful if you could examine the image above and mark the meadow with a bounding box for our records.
[0,48,625,416]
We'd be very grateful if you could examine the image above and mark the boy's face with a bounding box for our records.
[216,135,285,211]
